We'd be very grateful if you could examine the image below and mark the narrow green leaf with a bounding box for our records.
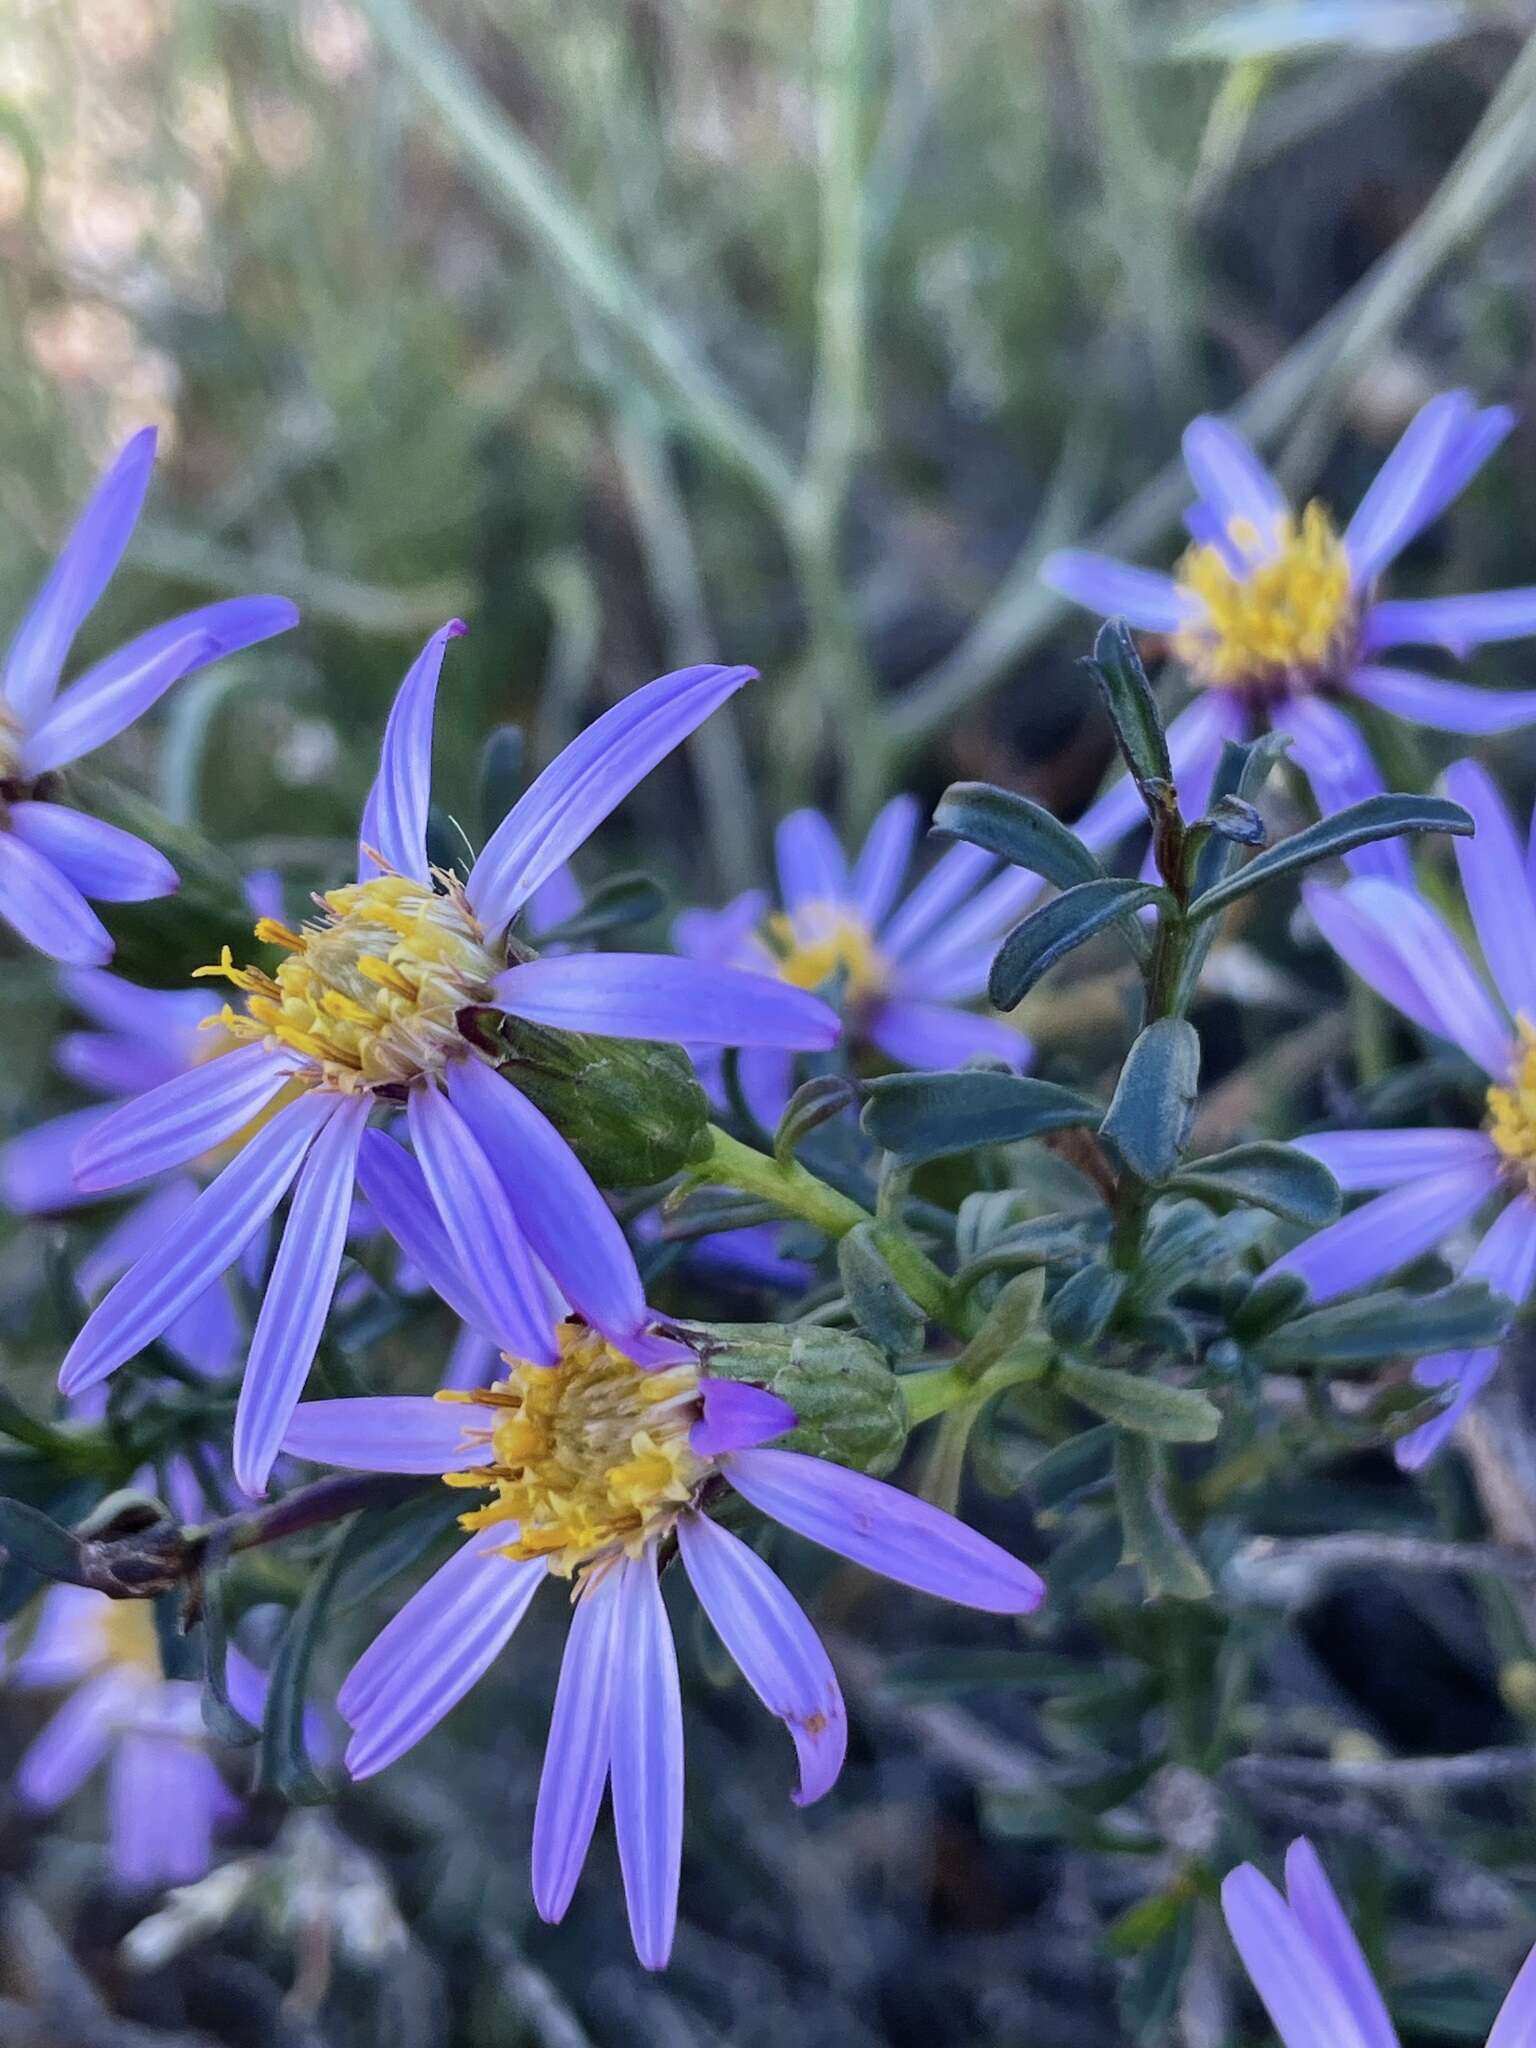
[1255,1278,1511,1367]
[200,1571,259,1747]
[1027,1425,1116,1510]
[1228,1269,1311,1340]
[1188,794,1473,923]
[1113,1435,1212,1599]
[259,1515,377,1803]
[0,1498,90,1586]
[837,1223,925,1360]
[1168,1141,1341,1227]
[1082,619,1171,793]
[933,782,1106,891]
[774,1075,861,1168]
[1099,1019,1200,1184]
[989,879,1164,1010]
[1061,1362,1220,1443]
[862,1070,1101,1164]
[1047,1266,1127,1349]
[478,723,525,842]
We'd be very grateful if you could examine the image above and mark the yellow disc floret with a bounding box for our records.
[1172,501,1356,693]
[765,903,887,1004]
[442,1324,707,1579]
[195,871,498,1093]
[95,1596,162,1677]
[1488,1019,1536,1185]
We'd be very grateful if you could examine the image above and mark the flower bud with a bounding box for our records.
[493,1018,713,1187]
[695,1321,909,1475]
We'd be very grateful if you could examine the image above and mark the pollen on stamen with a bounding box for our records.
[1488,1020,1536,1186]
[1172,500,1357,694]
[765,902,888,1004]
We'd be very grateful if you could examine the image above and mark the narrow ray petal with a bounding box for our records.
[1343,389,1476,582]
[775,809,849,910]
[110,1728,219,1889]
[56,1029,181,1098]
[1220,1863,1375,2048]
[1038,549,1194,632]
[16,1671,137,1809]
[1363,589,1536,658]
[1,1103,118,1214]
[880,841,997,962]
[1266,1163,1498,1305]
[1346,663,1536,734]
[1292,1127,1495,1192]
[282,1395,488,1473]
[73,1043,298,1194]
[353,1127,499,1341]
[852,796,921,928]
[866,999,1029,1072]
[1485,1936,1536,2048]
[1182,417,1286,538]
[532,1566,621,1925]
[0,831,113,965]
[691,1379,797,1456]
[1443,759,1536,1024]
[1280,695,1407,885]
[610,1547,685,1971]
[1284,1840,1398,2048]
[7,804,176,903]
[492,954,839,1050]
[358,620,465,883]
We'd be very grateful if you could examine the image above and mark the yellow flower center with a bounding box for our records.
[765,903,887,1004]
[95,1597,161,1676]
[441,1323,707,1579]
[1172,502,1356,692]
[1488,1019,1536,1184]
[194,871,499,1093]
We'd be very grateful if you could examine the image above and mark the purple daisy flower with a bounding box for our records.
[674,800,1032,1124]
[281,1319,1043,1968]
[9,1583,256,1891]
[1223,1836,1536,2048]
[1263,759,1536,1467]
[0,429,296,964]
[1041,394,1536,881]
[57,631,837,1497]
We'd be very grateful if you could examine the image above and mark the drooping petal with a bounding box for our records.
[358,620,465,884]
[109,1724,221,1890]
[15,1671,136,1809]
[341,1528,545,1779]
[774,809,849,911]
[1181,417,1287,539]
[1283,1840,1398,2048]
[1342,390,1486,583]
[1346,663,1536,734]
[1220,1863,1375,2048]
[880,841,997,963]
[7,804,176,903]
[1292,1127,1496,1193]
[1362,589,1536,659]
[353,1127,499,1342]
[1485,1935,1536,2048]
[233,1096,370,1498]
[282,1395,489,1474]
[21,597,298,776]
[73,1043,299,1194]
[691,1379,797,1456]
[677,1511,845,1805]
[1,1103,118,1214]
[852,796,921,929]
[1038,549,1195,633]
[726,1447,1045,1614]
[865,999,1030,1072]
[1,429,156,727]
[610,1546,685,1972]
[444,1058,679,1366]
[492,954,839,1050]
[58,1091,335,1395]
[1279,695,1407,886]
[1442,759,1536,1024]
[406,1081,558,1366]
[467,664,755,935]
[1265,1162,1498,1305]
[532,1566,621,1926]
[0,830,113,965]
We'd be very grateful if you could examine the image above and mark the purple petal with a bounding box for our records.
[163,1275,240,1379]
[532,1567,620,1926]
[1343,390,1496,582]
[1293,1127,1495,1193]
[1397,1346,1500,1471]
[1,1104,117,1214]
[1038,549,1195,632]
[525,860,584,939]
[1363,589,1536,659]
[1,429,156,727]
[852,796,921,928]
[7,804,176,903]
[1182,417,1286,539]
[1283,1839,1397,2048]
[0,830,113,964]
[691,1379,797,1456]
[880,841,997,962]
[1486,1936,1536,2048]
[77,1178,198,1296]
[677,1510,846,1805]
[467,663,756,935]
[884,866,1039,996]
[610,1546,684,1971]
[1444,758,1536,1022]
[406,1081,558,1366]
[775,809,848,910]
[58,1091,335,1396]
[442,1323,500,1392]
[233,1096,369,1498]
[1279,695,1407,886]
[341,1529,544,1779]
[73,1043,299,1194]
[493,954,839,1051]
[358,620,464,884]
[16,1670,136,1809]
[1220,1863,1376,2048]
[673,889,770,967]
[21,597,298,776]
[1468,1188,1536,1303]
[1266,1162,1496,1304]
[56,1029,182,1098]
[10,1586,108,1685]
[354,1128,498,1341]
[58,967,215,1045]
[865,998,1030,1072]
[283,1395,488,1473]
[1304,880,1446,1041]
[726,1447,1046,1614]
[109,1724,220,1889]
[444,1058,681,1366]
[1346,662,1536,734]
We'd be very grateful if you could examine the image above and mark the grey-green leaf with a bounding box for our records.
[989,879,1164,1010]
[1113,1434,1212,1599]
[1082,619,1172,793]
[1099,1019,1200,1184]
[1048,1266,1127,1349]
[774,1075,861,1168]
[862,1070,1101,1164]
[1254,1278,1511,1367]
[933,782,1106,891]
[1168,1141,1341,1227]
[1061,1362,1221,1443]
[1188,794,1473,924]
[837,1223,926,1360]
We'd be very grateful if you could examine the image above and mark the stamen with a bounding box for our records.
[1173,501,1356,693]
[765,903,887,1004]
[1488,1019,1536,1186]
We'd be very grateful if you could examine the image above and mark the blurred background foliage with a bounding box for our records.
[4,1,1536,2042]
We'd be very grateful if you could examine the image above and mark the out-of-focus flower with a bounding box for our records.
[675,800,1031,1123]
[1222,1836,1536,2047]
[0,430,295,963]
[8,1585,251,1891]
[1042,395,1536,879]
[282,1308,1043,1969]
[1266,759,1536,1466]
[58,634,837,1497]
